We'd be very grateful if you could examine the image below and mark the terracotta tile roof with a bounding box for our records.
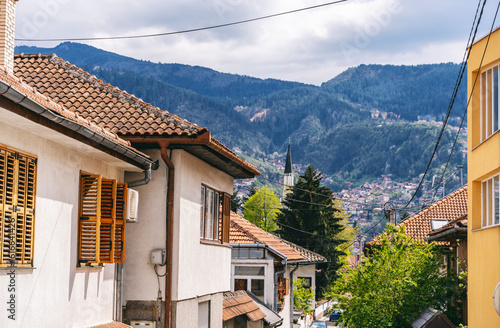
[14,53,205,137]
[0,65,152,167]
[14,53,260,177]
[370,185,467,245]
[230,212,327,263]
[91,321,132,328]
[223,290,266,322]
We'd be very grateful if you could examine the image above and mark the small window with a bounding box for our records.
[78,172,127,266]
[198,301,210,328]
[0,146,37,268]
[299,277,312,288]
[235,266,265,276]
[481,65,500,142]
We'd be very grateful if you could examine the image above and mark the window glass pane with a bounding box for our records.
[482,71,487,141]
[198,301,210,328]
[231,247,238,258]
[235,266,265,276]
[488,69,493,137]
[213,192,219,240]
[234,279,247,291]
[494,68,499,132]
[251,279,265,301]
[488,179,493,226]
[208,189,214,239]
[200,186,205,238]
[495,176,500,225]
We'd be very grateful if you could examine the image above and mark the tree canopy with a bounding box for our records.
[327,225,466,327]
[243,185,281,232]
[278,165,346,296]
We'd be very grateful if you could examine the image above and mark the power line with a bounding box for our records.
[16,0,350,42]
[402,0,488,210]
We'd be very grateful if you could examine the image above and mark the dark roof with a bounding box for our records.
[284,142,292,174]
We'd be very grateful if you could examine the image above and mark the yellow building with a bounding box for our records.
[468,26,500,327]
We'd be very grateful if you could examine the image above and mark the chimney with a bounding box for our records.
[0,0,18,73]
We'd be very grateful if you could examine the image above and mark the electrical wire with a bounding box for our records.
[16,0,350,42]
[402,0,488,210]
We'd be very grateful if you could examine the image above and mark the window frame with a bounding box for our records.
[200,184,230,244]
[481,65,500,142]
[481,173,500,228]
[0,144,37,268]
[232,265,266,302]
[77,171,127,267]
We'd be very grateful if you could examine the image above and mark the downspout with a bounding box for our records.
[116,163,156,322]
[128,162,154,188]
[289,265,300,328]
[274,258,287,312]
[160,142,175,328]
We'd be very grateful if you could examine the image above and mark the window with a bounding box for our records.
[233,265,265,302]
[0,145,37,268]
[299,277,312,288]
[482,174,500,228]
[78,172,127,266]
[200,185,230,243]
[481,65,500,141]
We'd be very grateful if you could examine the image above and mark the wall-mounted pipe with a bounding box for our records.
[289,264,300,328]
[128,162,157,188]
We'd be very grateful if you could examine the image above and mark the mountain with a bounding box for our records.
[15,43,467,191]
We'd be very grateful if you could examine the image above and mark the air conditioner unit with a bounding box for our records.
[127,188,139,223]
[130,320,156,328]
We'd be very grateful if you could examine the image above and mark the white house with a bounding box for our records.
[229,213,326,328]
[1,1,260,327]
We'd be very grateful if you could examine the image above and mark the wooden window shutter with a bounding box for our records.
[0,148,37,268]
[15,155,36,267]
[114,183,127,263]
[78,173,102,265]
[221,193,231,244]
[99,178,116,263]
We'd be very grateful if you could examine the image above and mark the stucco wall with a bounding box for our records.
[0,113,125,327]
[123,148,167,303]
[171,149,233,301]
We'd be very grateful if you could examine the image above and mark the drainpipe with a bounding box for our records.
[289,265,300,328]
[116,163,156,323]
[128,162,155,187]
[160,142,175,328]
[274,258,287,312]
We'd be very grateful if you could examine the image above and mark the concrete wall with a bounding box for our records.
[0,110,127,327]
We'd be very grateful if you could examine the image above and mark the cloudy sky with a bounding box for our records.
[14,0,499,85]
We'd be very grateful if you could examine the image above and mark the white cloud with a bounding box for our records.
[15,0,486,84]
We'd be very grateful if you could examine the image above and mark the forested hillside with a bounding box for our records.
[15,43,467,189]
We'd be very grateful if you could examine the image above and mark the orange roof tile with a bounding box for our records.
[14,54,204,137]
[223,290,266,322]
[0,65,152,168]
[230,212,326,263]
[370,185,467,245]
[14,53,260,177]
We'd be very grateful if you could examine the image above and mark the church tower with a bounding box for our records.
[283,140,294,199]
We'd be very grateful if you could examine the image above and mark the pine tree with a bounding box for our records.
[278,164,345,296]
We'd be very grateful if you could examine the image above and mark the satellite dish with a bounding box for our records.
[493,282,500,315]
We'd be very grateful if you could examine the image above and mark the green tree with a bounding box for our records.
[243,185,281,232]
[278,165,345,296]
[327,225,465,327]
[293,278,315,315]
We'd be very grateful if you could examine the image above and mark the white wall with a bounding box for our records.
[123,148,167,302]
[0,111,128,328]
[171,149,233,301]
